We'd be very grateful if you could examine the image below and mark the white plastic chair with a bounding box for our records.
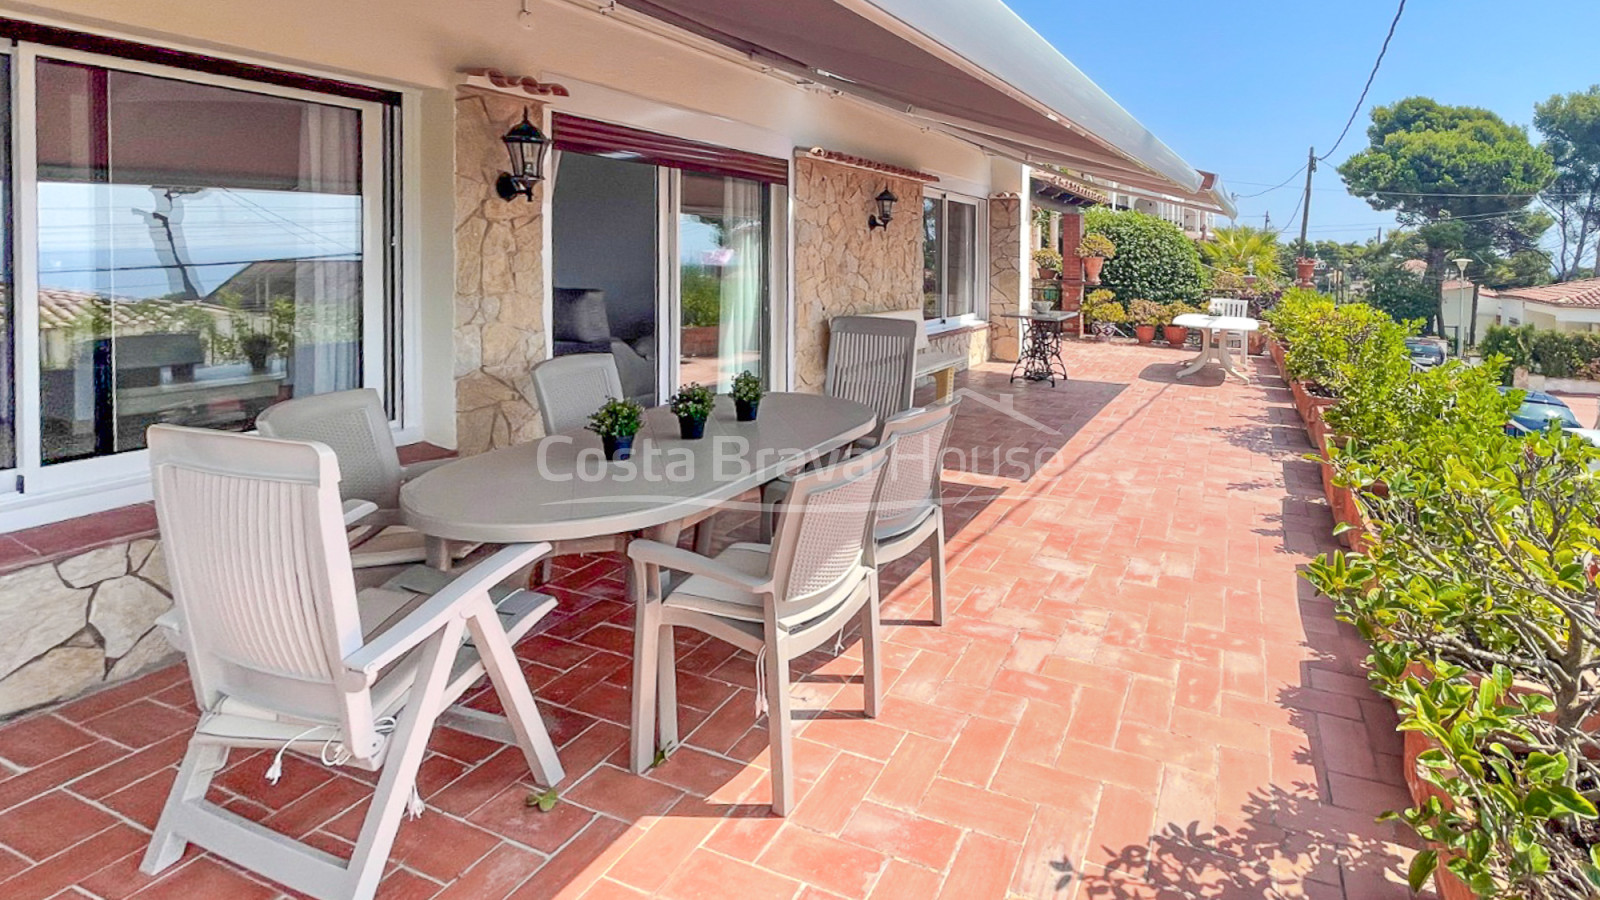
[627,443,893,815]
[1208,297,1250,366]
[141,425,564,900]
[256,389,459,568]
[532,353,624,435]
[826,315,919,447]
[873,402,958,626]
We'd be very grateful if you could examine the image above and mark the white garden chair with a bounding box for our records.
[256,389,462,568]
[627,443,892,815]
[141,425,565,900]
[1208,297,1250,367]
[532,353,624,435]
[872,401,958,626]
[825,315,919,448]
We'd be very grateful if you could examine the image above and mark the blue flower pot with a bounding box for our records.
[734,398,759,421]
[678,415,707,440]
[602,434,634,460]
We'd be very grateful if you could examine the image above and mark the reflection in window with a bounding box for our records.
[678,172,768,393]
[923,194,977,321]
[36,59,364,464]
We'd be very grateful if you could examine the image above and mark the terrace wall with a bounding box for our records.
[0,541,175,718]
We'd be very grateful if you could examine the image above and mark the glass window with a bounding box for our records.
[678,172,768,393]
[923,193,978,321]
[36,59,366,464]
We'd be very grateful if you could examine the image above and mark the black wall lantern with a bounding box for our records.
[867,188,898,230]
[495,107,550,202]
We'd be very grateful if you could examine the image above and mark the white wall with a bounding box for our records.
[0,0,999,447]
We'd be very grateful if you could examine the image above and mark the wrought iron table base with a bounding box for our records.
[1010,320,1070,385]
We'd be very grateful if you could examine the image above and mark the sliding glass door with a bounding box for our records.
[551,151,778,403]
[677,172,768,393]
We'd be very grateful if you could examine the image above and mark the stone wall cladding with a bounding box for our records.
[792,157,924,392]
[988,196,1023,362]
[0,540,175,719]
[455,90,548,456]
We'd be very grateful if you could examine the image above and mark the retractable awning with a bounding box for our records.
[610,0,1217,198]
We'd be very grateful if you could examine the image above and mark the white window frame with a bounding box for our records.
[0,39,404,530]
[921,187,986,334]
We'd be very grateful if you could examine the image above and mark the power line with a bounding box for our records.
[1235,165,1306,199]
[1318,0,1406,162]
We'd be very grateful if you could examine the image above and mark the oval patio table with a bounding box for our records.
[1172,312,1260,384]
[401,391,875,774]
[401,392,875,549]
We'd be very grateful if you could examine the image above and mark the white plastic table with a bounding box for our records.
[401,392,876,554]
[402,392,874,775]
[1172,313,1259,383]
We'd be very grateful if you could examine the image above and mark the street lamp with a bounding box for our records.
[1452,257,1474,356]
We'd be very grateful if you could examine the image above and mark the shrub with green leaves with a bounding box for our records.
[730,370,763,404]
[1480,325,1600,380]
[1081,208,1203,305]
[586,398,643,438]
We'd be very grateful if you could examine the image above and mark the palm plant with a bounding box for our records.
[1201,226,1284,280]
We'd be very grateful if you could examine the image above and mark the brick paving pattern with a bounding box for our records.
[0,343,1425,899]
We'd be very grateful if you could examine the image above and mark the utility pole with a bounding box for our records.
[1297,145,1316,259]
[1263,211,1271,232]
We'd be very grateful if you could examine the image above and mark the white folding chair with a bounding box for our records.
[826,315,919,448]
[256,389,460,568]
[873,402,958,626]
[1208,297,1250,366]
[141,425,564,900]
[627,444,892,815]
[532,353,625,435]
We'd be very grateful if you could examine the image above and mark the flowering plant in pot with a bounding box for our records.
[730,370,764,421]
[1081,289,1124,340]
[1162,302,1197,347]
[1127,298,1165,345]
[587,397,644,460]
[1076,232,1116,285]
[240,332,275,374]
[1031,247,1062,280]
[669,382,717,439]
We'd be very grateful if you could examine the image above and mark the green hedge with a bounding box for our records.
[1081,208,1203,305]
[1479,324,1600,379]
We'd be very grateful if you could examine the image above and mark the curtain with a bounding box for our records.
[716,177,765,391]
[290,101,363,398]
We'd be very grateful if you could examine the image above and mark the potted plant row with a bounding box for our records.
[587,397,644,461]
[1297,300,1600,897]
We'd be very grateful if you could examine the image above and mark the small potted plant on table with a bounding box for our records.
[587,397,644,461]
[1032,248,1062,281]
[670,382,716,439]
[1128,299,1164,346]
[1077,233,1116,285]
[730,370,764,421]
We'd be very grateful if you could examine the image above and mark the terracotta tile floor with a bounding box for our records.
[0,343,1425,899]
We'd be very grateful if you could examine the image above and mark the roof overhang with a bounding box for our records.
[609,0,1211,197]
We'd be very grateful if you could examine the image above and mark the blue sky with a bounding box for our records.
[1007,0,1600,253]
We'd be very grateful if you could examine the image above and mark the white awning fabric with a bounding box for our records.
[611,0,1227,203]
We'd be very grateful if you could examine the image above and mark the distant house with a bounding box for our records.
[1490,278,1600,334]
[206,258,363,311]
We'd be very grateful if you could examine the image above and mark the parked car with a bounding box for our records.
[1404,337,1446,370]
[1503,388,1582,436]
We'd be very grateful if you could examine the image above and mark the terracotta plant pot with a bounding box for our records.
[1295,257,1316,286]
[1037,266,1059,281]
[1268,338,1287,376]
[1163,325,1188,348]
[1082,255,1105,285]
[1247,331,1265,357]
[1134,324,1156,345]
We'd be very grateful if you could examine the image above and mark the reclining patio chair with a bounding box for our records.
[256,389,465,568]
[1207,297,1250,367]
[871,401,958,626]
[627,443,892,815]
[825,315,919,448]
[141,425,565,900]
